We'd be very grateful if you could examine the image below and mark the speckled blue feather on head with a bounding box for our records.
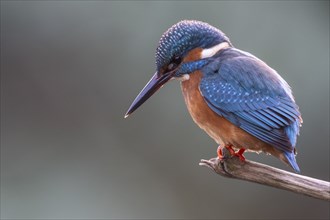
[156,20,231,71]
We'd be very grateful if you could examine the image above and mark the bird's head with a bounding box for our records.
[125,20,231,118]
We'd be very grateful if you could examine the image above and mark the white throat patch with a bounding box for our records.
[201,42,230,59]
[176,74,190,82]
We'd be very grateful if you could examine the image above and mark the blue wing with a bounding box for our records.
[200,52,302,153]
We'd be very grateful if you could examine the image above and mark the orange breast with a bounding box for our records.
[180,70,233,146]
[180,48,235,146]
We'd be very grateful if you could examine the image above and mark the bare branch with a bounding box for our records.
[199,148,330,201]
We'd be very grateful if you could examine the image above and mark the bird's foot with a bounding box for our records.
[218,145,246,162]
[217,145,234,160]
[217,146,224,160]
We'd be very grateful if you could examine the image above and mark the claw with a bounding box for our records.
[217,146,223,160]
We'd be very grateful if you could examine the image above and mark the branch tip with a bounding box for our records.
[198,155,330,201]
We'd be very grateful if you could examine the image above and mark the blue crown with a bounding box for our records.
[155,20,231,71]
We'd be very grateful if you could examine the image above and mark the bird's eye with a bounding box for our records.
[167,56,182,71]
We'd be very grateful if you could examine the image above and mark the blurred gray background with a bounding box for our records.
[1,1,329,219]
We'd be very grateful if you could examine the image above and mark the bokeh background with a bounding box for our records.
[1,1,329,219]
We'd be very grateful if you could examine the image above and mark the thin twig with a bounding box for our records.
[199,148,330,201]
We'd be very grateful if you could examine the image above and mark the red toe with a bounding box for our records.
[235,148,246,161]
[225,144,236,155]
[217,146,224,160]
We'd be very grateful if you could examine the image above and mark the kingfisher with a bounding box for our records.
[125,20,302,173]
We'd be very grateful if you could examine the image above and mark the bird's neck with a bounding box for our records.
[176,42,231,77]
[201,42,230,58]
[176,59,209,77]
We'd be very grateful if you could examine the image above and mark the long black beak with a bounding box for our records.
[124,71,174,118]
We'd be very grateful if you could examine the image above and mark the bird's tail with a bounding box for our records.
[283,151,300,173]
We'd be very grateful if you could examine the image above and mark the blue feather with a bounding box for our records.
[260,109,289,126]
[235,111,273,130]
[285,119,301,147]
[249,111,281,129]
[283,151,300,173]
[257,110,285,127]
[200,48,302,153]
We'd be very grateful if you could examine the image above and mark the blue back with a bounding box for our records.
[200,48,302,152]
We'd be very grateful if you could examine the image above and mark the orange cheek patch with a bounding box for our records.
[183,48,203,62]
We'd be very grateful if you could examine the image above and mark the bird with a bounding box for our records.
[125,20,302,173]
